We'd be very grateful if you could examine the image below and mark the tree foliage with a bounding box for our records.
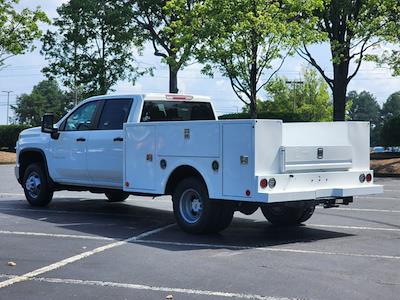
[197,0,321,118]
[297,0,399,121]
[260,68,332,121]
[41,0,147,100]
[347,90,381,124]
[347,90,382,146]
[130,0,204,93]
[11,80,72,126]
[381,116,400,147]
[0,0,49,69]
[381,92,400,120]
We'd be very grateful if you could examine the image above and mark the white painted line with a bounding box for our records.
[0,207,134,218]
[36,277,299,300]
[0,193,25,197]
[308,224,400,232]
[0,230,114,241]
[316,207,400,213]
[362,196,400,201]
[0,274,298,300]
[0,224,174,289]
[137,239,400,260]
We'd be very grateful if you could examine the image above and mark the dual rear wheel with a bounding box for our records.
[172,177,315,233]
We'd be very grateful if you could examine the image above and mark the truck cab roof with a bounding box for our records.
[86,93,212,102]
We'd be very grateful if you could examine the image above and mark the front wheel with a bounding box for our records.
[172,177,233,234]
[23,163,53,207]
[261,204,315,226]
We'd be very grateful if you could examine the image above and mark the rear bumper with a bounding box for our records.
[255,170,383,203]
[262,185,382,203]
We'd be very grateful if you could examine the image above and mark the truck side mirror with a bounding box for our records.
[41,113,57,134]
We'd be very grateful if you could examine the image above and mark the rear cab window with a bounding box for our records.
[141,101,215,122]
[97,99,132,130]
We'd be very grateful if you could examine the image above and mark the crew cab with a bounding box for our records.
[15,93,383,233]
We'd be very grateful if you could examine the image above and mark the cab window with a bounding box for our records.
[97,99,132,130]
[141,101,215,122]
[64,101,98,131]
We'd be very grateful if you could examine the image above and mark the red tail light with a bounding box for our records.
[366,173,372,182]
[260,179,268,189]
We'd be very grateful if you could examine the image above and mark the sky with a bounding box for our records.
[0,0,400,124]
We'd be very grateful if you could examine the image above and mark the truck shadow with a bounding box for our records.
[0,197,353,250]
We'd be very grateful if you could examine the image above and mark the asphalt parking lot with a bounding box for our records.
[0,164,399,300]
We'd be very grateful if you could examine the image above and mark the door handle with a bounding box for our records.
[76,137,86,142]
[113,137,123,142]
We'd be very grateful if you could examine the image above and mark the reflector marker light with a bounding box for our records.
[359,174,366,183]
[269,178,276,188]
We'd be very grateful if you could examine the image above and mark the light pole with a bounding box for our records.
[2,90,13,125]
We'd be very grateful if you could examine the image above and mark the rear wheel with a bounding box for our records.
[23,163,53,207]
[261,204,315,226]
[172,177,233,234]
[105,191,129,202]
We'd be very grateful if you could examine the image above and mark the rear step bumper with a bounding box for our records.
[255,170,383,203]
[262,185,382,203]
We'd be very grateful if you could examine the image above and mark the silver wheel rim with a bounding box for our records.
[25,171,41,199]
[179,188,203,224]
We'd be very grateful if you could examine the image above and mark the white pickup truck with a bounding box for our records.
[15,93,382,233]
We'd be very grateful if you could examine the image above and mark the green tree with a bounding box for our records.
[0,0,49,69]
[41,0,146,101]
[347,90,382,146]
[261,68,332,121]
[347,91,381,123]
[297,0,399,121]
[382,92,400,120]
[12,80,72,126]
[197,0,320,118]
[130,0,204,93]
[381,116,400,146]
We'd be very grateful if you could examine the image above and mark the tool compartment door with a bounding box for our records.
[124,124,156,191]
[222,122,254,197]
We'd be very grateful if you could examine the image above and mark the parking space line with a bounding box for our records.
[308,224,400,232]
[0,230,114,241]
[137,239,400,261]
[316,207,400,213]
[362,196,400,201]
[0,274,299,300]
[0,224,174,289]
[0,207,135,218]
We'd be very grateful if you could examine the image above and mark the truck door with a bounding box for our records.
[86,98,133,188]
[50,100,100,185]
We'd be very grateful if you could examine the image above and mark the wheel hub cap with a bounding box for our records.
[25,172,41,199]
[179,189,203,224]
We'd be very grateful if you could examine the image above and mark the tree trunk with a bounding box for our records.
[332,62,349,121]
[169,66,179,93]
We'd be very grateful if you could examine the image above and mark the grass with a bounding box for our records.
[0,151,16,164]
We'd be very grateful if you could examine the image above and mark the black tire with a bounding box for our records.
[105,191,129,202]
[172,177,234,234]
[261,204,315,226]
[22,163,53,207]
